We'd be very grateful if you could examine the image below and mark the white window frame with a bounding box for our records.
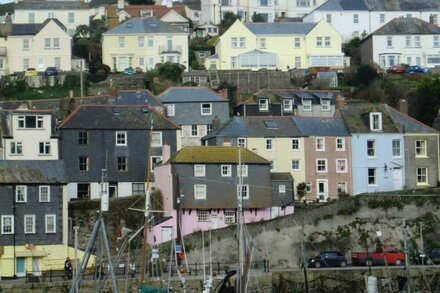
[167,104,175,116]
[231,37,237,48]
[237,184,249,199]
[224,211,235,224]
[353,14,359,24]
[24,215,36,234]
[321,100,331,111]
[237,165,248,177]
[415,140,427,157]
[302,99,312,111]
[152,132,162,146]
[39,141,51,155]
[194,184,207,199]
[201,103,212,115]
[190,125,198,137]
[10,141,23,155]
[45,214,56,233]
[414,36,421,48]
[283,99,293,111]
[115,131,127,146]
[150,156,162,172]
[315,137,325,151]
[416,167,428,185]
[259,37,266,49]
[316,159,327,173]
[194,164,206,177]
[387,36,393,47]
[1,215,14,234]
[279,185,286,194]
[265,138,274,151]
[324,37,331,47]
[39,185,50,202]
[16,186,27,203]
[336,159,347,173]
[337,181,347,194]
[316,37,322,47]
[119,36,125,48]
[369,112,382,131]
[367,140,376,158]
[306,182,312,193]
[237,137,247,147]
[292,138,300,150]
[239,37,246,47]
[221,165,231,177]
[291,159,300,171]
[138,36,144,48]
[259,99,269,111]
[197,210,210,222]
[336,138,345,151]
[294,37,301,48]
[392,139,401,157]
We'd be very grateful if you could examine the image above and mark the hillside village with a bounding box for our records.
[0,0,439,291]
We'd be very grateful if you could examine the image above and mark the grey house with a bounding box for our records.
[57,105,180,200]
[157,87,230,148]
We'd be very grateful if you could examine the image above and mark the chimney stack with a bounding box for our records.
[398,99,408,114]
[166,0,173,8]
[211,115,221,130]
[117,0,124,9]
[335,94,346,109]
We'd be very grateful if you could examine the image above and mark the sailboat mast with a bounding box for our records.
[237,147,244,293]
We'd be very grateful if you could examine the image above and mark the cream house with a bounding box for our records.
[7,19,72,73]
[13,0,90,36]
[102,18,189,72]
[205,19,345,70]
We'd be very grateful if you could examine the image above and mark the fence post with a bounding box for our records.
[217,262,220,274]
[195,262,197,276]
[50,269,52,282]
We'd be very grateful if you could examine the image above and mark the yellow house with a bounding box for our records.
[205,19,345,70]
[102,18,189,72]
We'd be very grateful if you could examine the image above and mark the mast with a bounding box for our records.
[237,147,244,293]
[403,218,412,293]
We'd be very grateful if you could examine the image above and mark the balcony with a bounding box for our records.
[159,45,182,54]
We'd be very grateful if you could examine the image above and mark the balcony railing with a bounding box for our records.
[159,45,182,54]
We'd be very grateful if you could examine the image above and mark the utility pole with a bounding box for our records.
[74,226,79,293]
[403,218,412,293]
[419,223,424,266]
[300,227,309,293]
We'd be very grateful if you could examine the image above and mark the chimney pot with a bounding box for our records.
[398,99,408,115]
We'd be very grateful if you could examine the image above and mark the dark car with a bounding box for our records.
[405,65,431,74]
[307,251,347,268]
[419,248,440,265]
[44,67,59,76]
[386,65,406,74]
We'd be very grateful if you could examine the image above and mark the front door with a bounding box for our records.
[270,207,279,219]
[16,257,25,277]
[211,214,218,229]
[393,168,402,190]
[109,185,118,198]
[32,257,41,276]
[316,179,328,202]
[161,227,173,243]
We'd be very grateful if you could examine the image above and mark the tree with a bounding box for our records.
[252,12,265,22]
[220,12,240,33]
[296,182,307,199]
[73,25,90,39]
[354,64,379,87]
[158,62,185,82]
[413,75,440,126]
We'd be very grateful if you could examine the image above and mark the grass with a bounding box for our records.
[2,86,82,100]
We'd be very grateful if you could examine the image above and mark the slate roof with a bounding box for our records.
[180,0,201,10]
[203,116,304,139]
[58,105,180,130]
[368,18,440,36]
[88,0,117,8]
[245,22,317,35]
[340,102,399,133]
[103,18,186,35]
[157,87,228,103]
[116,90,162,106]
[242,89,341,106]
[122,5,187,19]
[386,105,438,134]
[169,146,270,164]
[0,160,66,184]
[313,0,368,11]
[364,0,440,11]
[270,173,293,181]
[10,18,66,36]
[292,117,350,136]
[15,1,89,10]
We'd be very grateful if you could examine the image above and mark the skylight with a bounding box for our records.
[264,120,278,129]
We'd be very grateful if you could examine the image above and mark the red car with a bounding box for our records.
[386,65,406,74]
[351,244,405,266]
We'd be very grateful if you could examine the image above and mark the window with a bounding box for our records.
[115,131,127,146]
[10,141,23,155]
[231,37,237,48]
[279,185,286,194]
[414,36,421,47]
[68,12,75,23]
[119,37,125,48]
[28,12,35,23]
[23,39,29,50]
[197,210,210,222]
[207,124,213,134]
[296,0,310,7]
[353,14,359,24]
[326,14,332,23]
[53,38,59,49]
[337,182,347,194]
[259,38,266,48]
[23,58,29,70]
[302,99,312,111]
[237,184,249,199]
[392,139,401,157]
[18,116,44,129]
[321,100,330,111]
[434,36,440,47]
[379,13,385,24]
[132,183,145,195]
[201,103,212,115]
[237,165,248,177]
[237,138,246,147]
[16,186,27,202]
[194,164,206,177]
[151,156,162,172]
[239,37,246,47]
[294,37,301,48]
[39,142,51,155]
[415,140,427,157]
[167,104,175,116]
[265,138,274,151]
[117,156,128,172]
[292,138,300,150]
[191,125,198,137]
[225,211,236,224]
[152,132,162,146]
[45,215,56,233]
[387,36,393,47]
[291,160,300,171]
[367,140,376,157]
[39,186,50,202]
[24,215,35,234]
[79,156,89,172]
[417,167,428,184]
[368,168,376,185]
[231,56,237,69]
[405,36,411,47]
[194,184,206,199]
[432,14,439,25]
[1,215,13,234]
[324,37,331,47]
[138,36,144,48]
[78,131,88,145]
[316,159,327,172]
[369,112,382,131]
[315,138,325,151]
[259,99,269,110]
[221,165,231,177]
[45,38,51,49]
[336,159,347,173]
[77,183,90,199]
[147,37,154,47]
[316,37,323,47]
[283,99,293,111]
[336,138,344,151]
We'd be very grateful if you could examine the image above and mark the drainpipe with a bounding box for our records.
[12,186,16,279]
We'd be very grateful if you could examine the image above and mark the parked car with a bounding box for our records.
[405,65,431,74]
[123,67,136,75]
[351,244,404,266]
[24,68,38,77]
[419,248,440,265]
[44,67,59,76]
[307,251,347,268]
[386,65,406,74]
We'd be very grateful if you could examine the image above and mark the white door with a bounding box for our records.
[211,214,218,229]
[270,207,279,219]
[32,257,41,276]
[316,179,329,202]
[161,227,173,243]
[393,168,402,190]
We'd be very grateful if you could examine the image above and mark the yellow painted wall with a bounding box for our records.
[304,20,343,55]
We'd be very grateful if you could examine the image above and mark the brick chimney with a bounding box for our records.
[398,99,408,114]
[335,94,346,109]
[432,109,440,131]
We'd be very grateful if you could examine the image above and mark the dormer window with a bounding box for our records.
[369,112,382,131]
[18,115,44,129]
[321,100,331,111]
[259,99,269,111]
[283,99,293,111]
[302,99,312,111]
[141,10,153,17]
